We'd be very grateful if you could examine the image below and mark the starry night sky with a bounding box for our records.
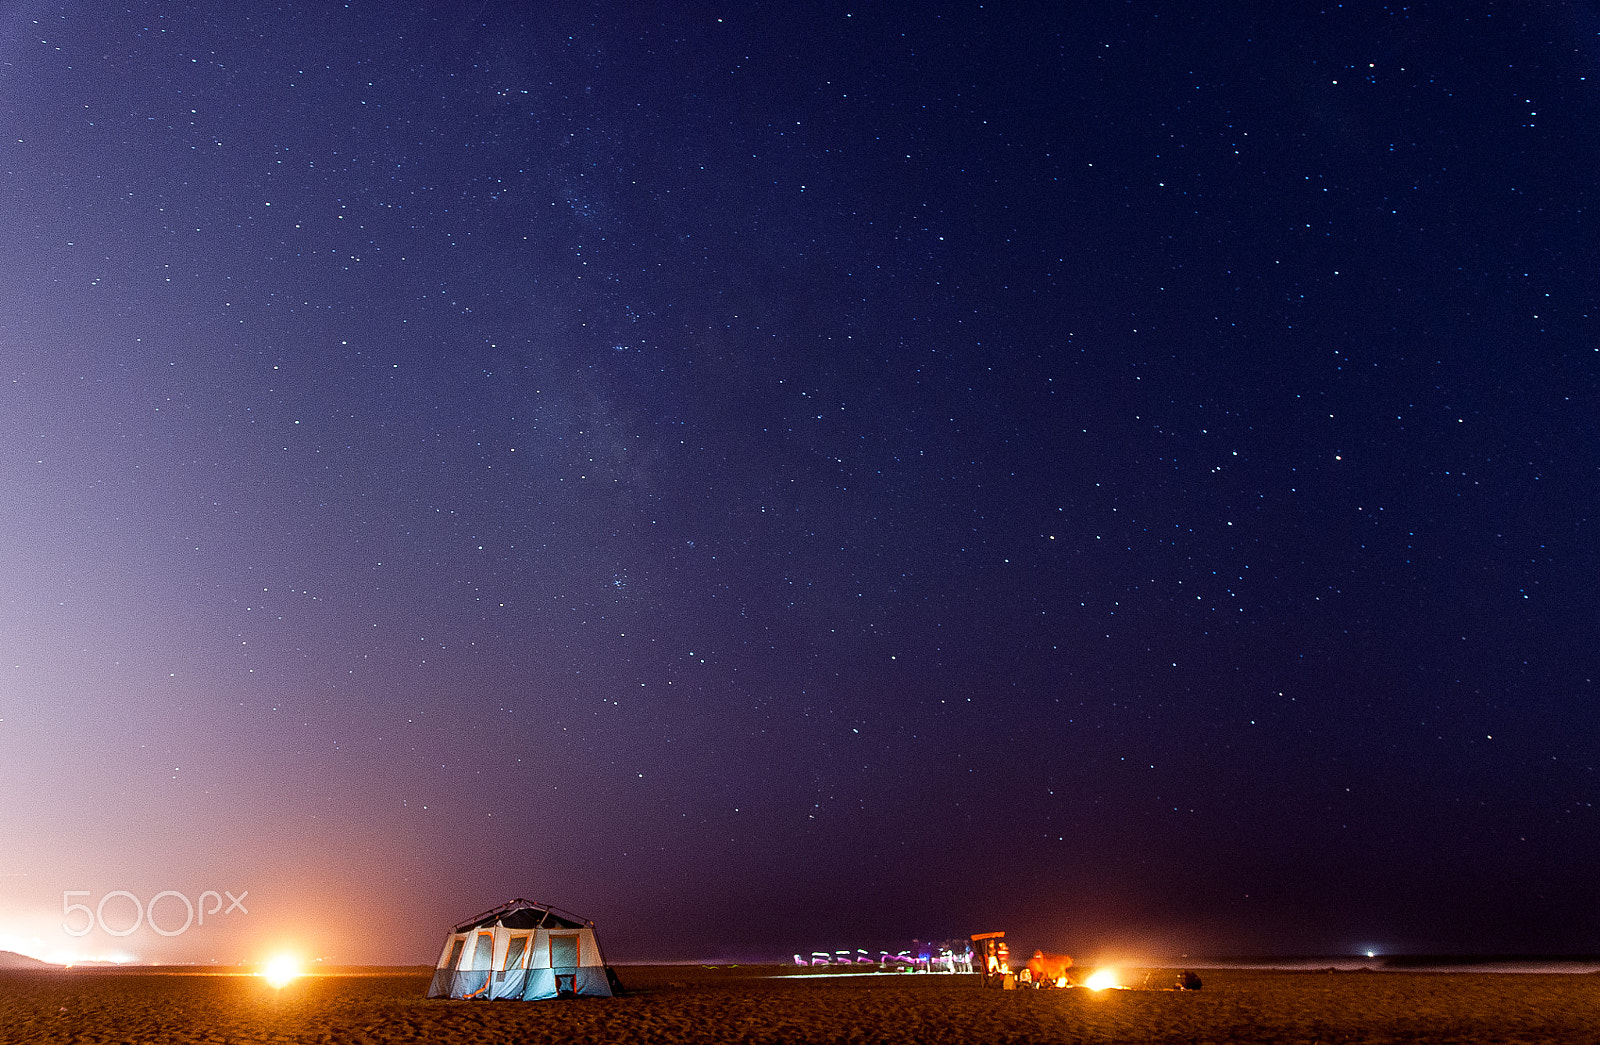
[1,2,1596,966]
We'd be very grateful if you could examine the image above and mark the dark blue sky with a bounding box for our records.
[0,1,1596,965]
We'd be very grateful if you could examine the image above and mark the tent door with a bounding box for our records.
[550,933,580,995]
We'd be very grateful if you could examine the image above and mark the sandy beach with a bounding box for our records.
[5,965,1600,1044]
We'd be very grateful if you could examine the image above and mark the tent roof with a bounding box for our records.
[449,898,593,933]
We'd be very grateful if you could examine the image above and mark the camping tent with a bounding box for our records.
[426,898,618,1000]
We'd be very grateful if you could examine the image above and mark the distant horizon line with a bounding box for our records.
[7,950,1600,974]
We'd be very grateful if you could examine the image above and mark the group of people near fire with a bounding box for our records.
[1014,951,1202,991]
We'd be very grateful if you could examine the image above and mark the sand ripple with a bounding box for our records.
[3,966,1599,1044]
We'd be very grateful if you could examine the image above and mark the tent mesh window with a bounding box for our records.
[505,934,529,970]
[551,934,579,968]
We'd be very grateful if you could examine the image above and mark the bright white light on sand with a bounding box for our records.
[1085,968,1119,991]
[262,955,301,988]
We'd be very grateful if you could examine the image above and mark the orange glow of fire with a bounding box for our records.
[261,955,302,989]
[1084,968,1119,991]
